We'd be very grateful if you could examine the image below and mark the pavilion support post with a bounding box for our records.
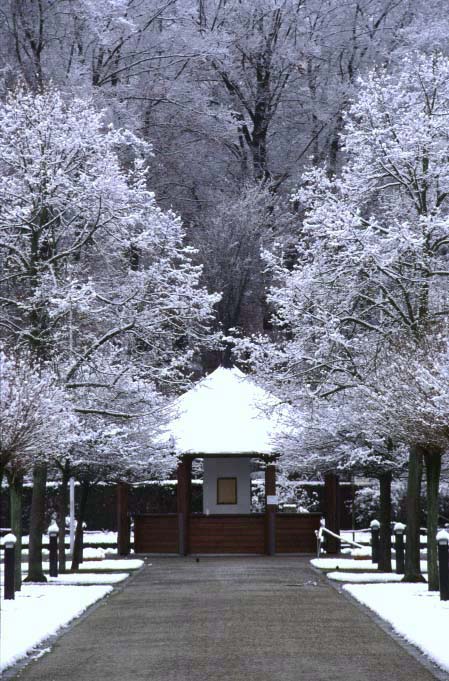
[117,482,130,556]
[177,457,191,556]
[324,473,340,554]
[265,464,277,556]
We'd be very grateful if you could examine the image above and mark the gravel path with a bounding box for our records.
[12,556,444,680]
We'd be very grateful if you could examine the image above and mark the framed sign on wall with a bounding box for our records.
[217,477,237,504]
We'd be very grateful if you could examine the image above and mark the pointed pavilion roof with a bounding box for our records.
[161,367,292,456]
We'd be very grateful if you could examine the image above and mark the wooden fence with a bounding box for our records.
[133,512,321,554]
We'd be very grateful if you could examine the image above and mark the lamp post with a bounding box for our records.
[2,533,17,600]
[370,519,380,564]
[48,520,59,577]
[394,522,406,574]
[436,529,449,601]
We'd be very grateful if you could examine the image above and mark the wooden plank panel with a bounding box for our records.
[276,514,321,553]
[134,513,321,554]
[134,515,178,553]
[190,515,265,554]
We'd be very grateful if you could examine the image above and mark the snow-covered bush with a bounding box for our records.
[351,483,405,527]
[251,476,319,512]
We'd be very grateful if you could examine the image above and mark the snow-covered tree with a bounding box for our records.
[0,86,217,380]
[0,347,76,585]
[352,336,449,589]
[247,51,449,578]
[0,84,218,577]
[0,348,75,481]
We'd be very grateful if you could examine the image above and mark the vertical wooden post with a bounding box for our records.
[117,482,130,556]
[324,473,340,554]
[3,534,16,600]
[177,457,191,556]
[265,464,276,556]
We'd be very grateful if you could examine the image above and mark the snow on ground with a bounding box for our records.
[328,571,407,583]
[0,583,112,672]
[312,557,379,571]
[344,583,449,673]
[82,547,106,560]
[340,530,372,544]
[48,572,129,585]
[20,531,131,546]
[78,558,143,571]
[311,557,428,572]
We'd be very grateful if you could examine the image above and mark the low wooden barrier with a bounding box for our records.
[190,514,265,554]
[276,514,321,553]
[133,512,321,554]
[134,513,178,553]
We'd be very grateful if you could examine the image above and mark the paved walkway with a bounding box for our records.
[13,557,443,681]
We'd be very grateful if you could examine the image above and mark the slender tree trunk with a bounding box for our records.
[9,472,23,591]
[404,446,425,582]
[424,450,441,591]
[378,471,392,572]
[71,481,90,571]
[58,466,70,572]
[25,463,47,582]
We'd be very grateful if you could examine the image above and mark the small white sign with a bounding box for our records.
[267,495,278,505]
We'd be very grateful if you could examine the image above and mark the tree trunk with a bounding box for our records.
[71,481,90,571]
[424,450,441,591]
[25,464,47,582]
[9,472,23,591]
[378,471,392,572]
[57,466,70,572]
[404,446,425,582]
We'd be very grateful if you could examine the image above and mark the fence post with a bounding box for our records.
[324,473,340,554]
[371,519,380,564]
[316,518,325,557]
[48,520,59,578]
[437,530,449,601]
[3,533,16,600]
[394,522,406,574]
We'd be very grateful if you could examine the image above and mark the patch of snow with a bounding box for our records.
[48,572,129,585]
[344,583,449,672]
[328,571,407,583]
[0,583,112,671]
[350,547,372,558]
[311,558,379,571]
[311,557,428,572]
[82,547,106,560]
[78,558,143,571]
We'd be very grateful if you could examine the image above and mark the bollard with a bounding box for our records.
[2,533,17,600]
[394,522,406,574]
[48,520,59,578]
[437,530,449,601]
[370,519,380,564]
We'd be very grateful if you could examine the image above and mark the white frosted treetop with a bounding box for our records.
[162,367,290,456]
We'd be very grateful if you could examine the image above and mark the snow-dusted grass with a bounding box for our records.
[312,557,379,571]
[340,530,372,544]
[78,558,143,571]
[48,572,129,585]
[328,571,407,583]
[0,548,142,672]
[2,558,143,573]
[0,583,112,672]
[311,557,428,572]
[344,583,449,673]
[20,531,131,546]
